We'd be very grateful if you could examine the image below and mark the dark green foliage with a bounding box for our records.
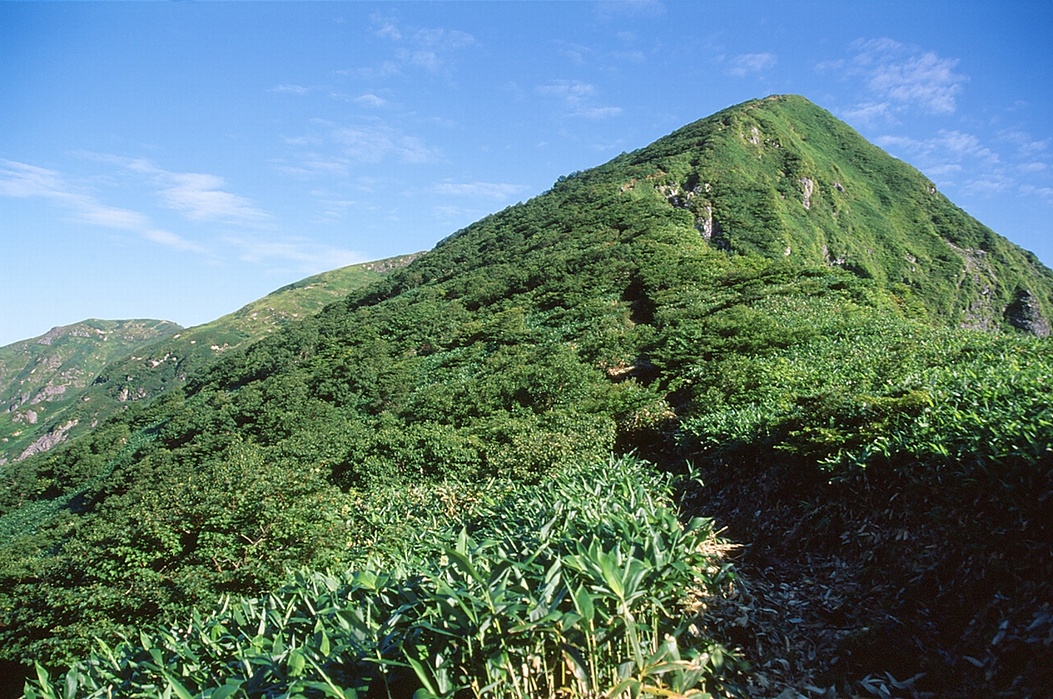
[0,255,417,466]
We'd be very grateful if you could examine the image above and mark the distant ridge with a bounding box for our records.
[0,253,421,464]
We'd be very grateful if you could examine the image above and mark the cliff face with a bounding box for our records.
[1005,287,1051,336]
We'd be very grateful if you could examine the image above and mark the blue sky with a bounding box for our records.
[2,1,1051,346]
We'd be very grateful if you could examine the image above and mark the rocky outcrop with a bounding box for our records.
[1005,287,1051,337]
[18,419,78,460]
[800,177,814,210]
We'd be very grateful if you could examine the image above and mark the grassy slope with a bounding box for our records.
[3,96,1052,697]
[0,254,420,466]
[0,320,182,464]
[613,94,1053,329]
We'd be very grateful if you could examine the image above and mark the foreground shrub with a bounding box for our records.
[26,456,737,698]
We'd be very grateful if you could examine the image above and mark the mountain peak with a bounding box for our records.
[591,93,1053,331]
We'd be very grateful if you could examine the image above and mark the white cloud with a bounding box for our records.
[876,130,998,168]
[875,130,1026,202]
[346,61,401,81]
[555,40,594,66]
[76,204,151,230]
[267,83,312,96]
[142,229,208,253]
[371,14,401,41]
[433,181,528,199]
[413,27,474,51]
[331,123,439,164]
[841,101,892,124]
[361,18,474,76]
[0,159,207,254]
[536,80,622,119]
[158,172,269,224]
[537,80,596,104]
[355,93,387,108]
[835,38,968,118]
[869,51,964,114]
[0,160,82,203]
[225,235,366,273]
[1019,184,1053,201]
[998,128,1050,157]
[278,120,441,178]
[98,156,270,224]
[725,52,777,78]
[581,106,624,119]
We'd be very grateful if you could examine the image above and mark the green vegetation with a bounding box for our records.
[2,95,1051,697]
[25,458,737,698]
[0,319,182,464]
[0,254,418,465]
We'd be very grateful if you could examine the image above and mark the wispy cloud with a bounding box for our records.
[159,172,268,223]
[433,181,528,199]
[877,123,1053,206]
[331,123,439,164]
[876,130,999,169]
[997,128,1050,158]
[355,93,388,108]
[143,228,209,253]
[267,83,313,96]
[364,16,475,77]
[371,14,401,41]
[275,120,440,184]
[225,234,366,274]
[725,52,777,78]
[0,159,205,254]
[875,130,1033,200]
[1019,184,1053,202]
[828,38,968,121]
[536,80,622,119]
[105,156,270,225]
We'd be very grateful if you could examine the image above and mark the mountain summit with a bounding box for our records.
[603,94,1051,331]
[4,96,1052,698]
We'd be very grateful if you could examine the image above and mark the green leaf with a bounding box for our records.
[161,671,195,699]
[572,584,595,624]
[207,681,245,699]
[288,648,307,677]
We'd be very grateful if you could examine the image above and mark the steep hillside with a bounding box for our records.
[0,254,419,465]
[613,94,1053,331]
[5,96,1052,698]
[0,320,182,464]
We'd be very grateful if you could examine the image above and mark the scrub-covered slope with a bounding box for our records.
[0,254,418,466]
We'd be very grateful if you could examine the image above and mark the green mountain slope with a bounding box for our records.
[5,96,1052,698]
[613,94,1053,331]
[0,320,182,463]
[0,254,419,466]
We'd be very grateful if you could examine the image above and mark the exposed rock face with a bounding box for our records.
[800,177,814,210]
[18,419,77,460]
[1005,287,1051,337]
